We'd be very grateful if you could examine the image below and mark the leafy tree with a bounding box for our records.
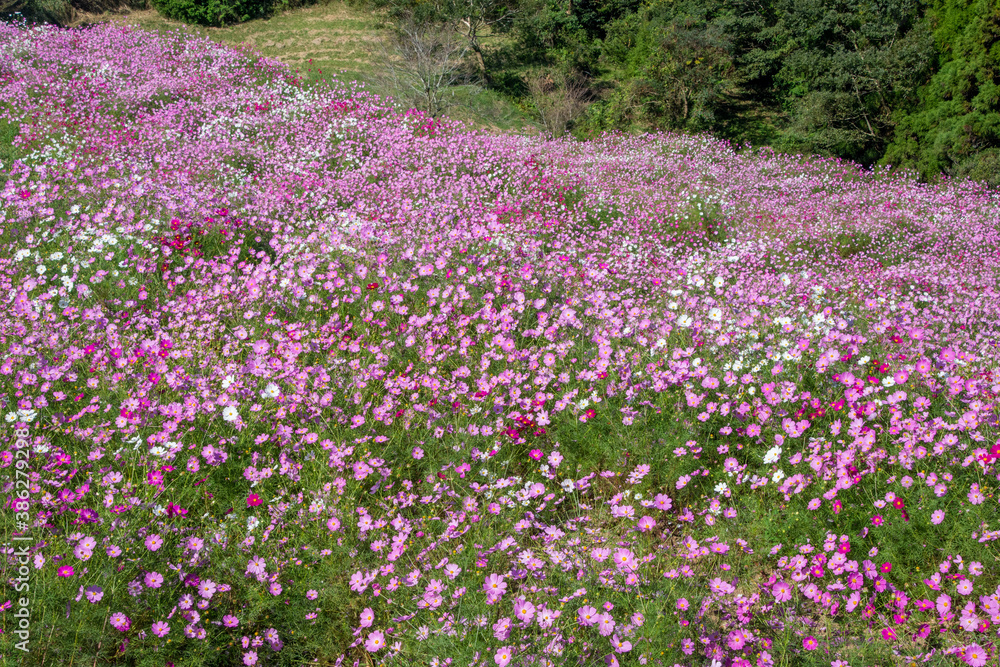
[573,0,641,39]
[594,0,753,136]
[773,0,935,166]
[882,0,1000,187]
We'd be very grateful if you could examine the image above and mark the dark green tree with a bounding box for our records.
[772,0,935,165]
[882,0,1000,187]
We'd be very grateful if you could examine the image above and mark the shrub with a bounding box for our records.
[151,0,275,26]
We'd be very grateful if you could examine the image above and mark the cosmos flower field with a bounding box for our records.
[2,19,1000,667]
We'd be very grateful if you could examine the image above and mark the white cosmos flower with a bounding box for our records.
[763,446,782,464]
[772,469,786,483]
[676,314,693,328]
[221,406,239,422]
[713,276,725,288]
[707,308,723,322]
[262,383,280,398]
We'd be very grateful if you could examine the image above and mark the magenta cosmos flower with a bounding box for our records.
[803,636,818,650]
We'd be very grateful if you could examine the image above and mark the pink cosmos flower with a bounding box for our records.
[513,599,535,624]
[145,534,163,551]
[269,582,282,596]
[198,579,217,599]
[772,581,792,602]
[483,573,507,595]
[965,644,988,667]
[223,615,239,627]
[359,608,374,628]
[596,612,616,636]
[528,449,543,461]
[144,572,164,588]
[578,605,598,626]
[931,509,945,524]
[636,516,656,532]
[492,617,511,640]
[152,621,170,637]
[364,630,385,652]
[110,612,131,632]
[612,634,632,653]
[243,651,258,666]
[494,646,512,667]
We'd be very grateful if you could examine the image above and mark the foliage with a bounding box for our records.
[881,0,1000,188]
[150,0,306,26]
[773,0,935,166]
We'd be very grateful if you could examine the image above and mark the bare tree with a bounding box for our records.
[525,67,591,139]
[447,0,518,85]
[365,16,479,118]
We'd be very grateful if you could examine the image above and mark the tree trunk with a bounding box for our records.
[471,40,491,86]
